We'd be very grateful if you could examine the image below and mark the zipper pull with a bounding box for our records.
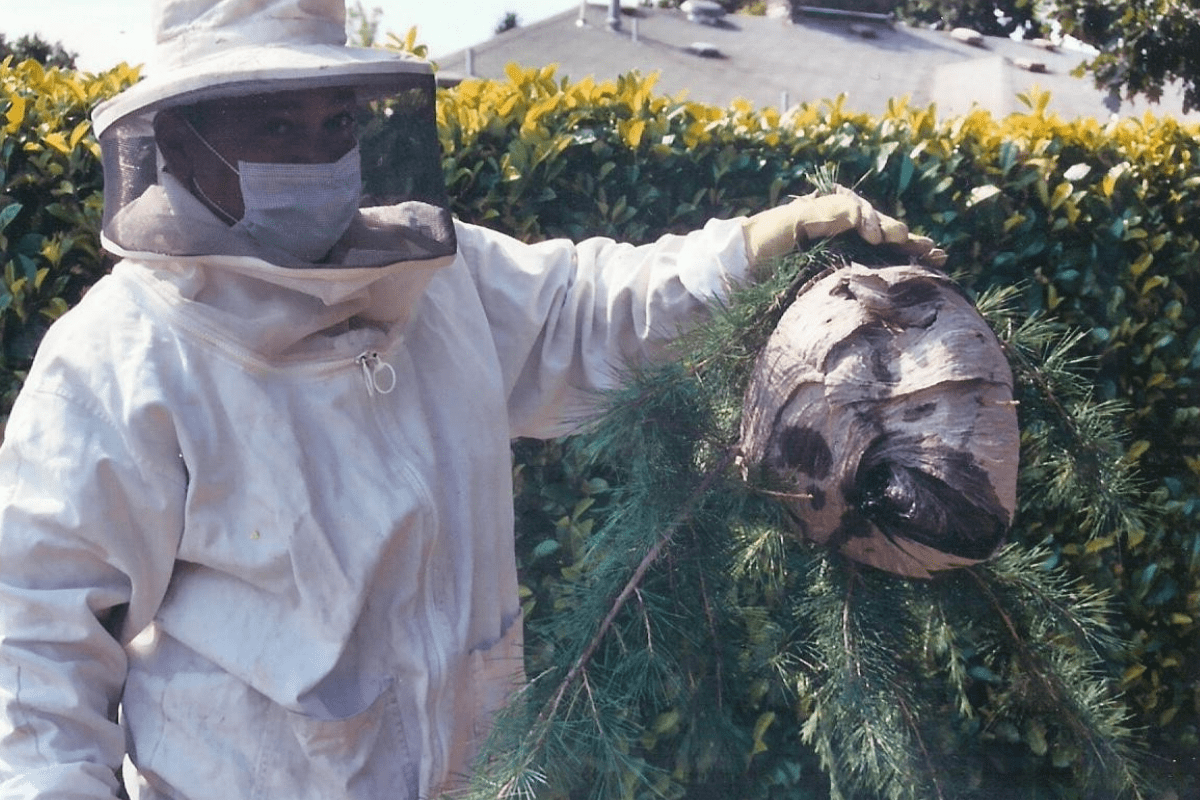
[356,351,397,396]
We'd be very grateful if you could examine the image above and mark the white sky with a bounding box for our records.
[2,0,582,72]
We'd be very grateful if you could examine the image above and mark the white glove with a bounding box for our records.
[743,185,945,270]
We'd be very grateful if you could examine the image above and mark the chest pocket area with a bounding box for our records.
[165,378,436,706]
[253,682,419,800]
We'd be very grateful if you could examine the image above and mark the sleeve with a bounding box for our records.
[456,217,751,439]
[0,379,185,798]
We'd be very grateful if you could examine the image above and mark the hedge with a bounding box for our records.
[2,56,1198,794]
[0,58,138,416]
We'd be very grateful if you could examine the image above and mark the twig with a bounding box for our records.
[968,565,1146,799]
[692,540,724,709]
[634,587,653,656]
[843,565,861,679]
[893,688,947,800]
[537,449,738,729]
[968,569,1116,769]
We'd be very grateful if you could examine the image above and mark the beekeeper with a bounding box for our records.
[0,1,937,798]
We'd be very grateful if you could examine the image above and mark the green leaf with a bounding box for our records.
[1024,719,1049,757]
[532,539,561,560]
[0,202,21,232]
[966,185,1002,208]
[15,254,36,284]
[898,152,915,193]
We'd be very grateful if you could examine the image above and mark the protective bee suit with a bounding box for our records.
[0,2,750,798]
[0,2,935,798]
[0,199,747,800]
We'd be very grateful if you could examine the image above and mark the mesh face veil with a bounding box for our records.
[97,71,457,269]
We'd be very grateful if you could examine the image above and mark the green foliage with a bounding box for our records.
[437,67,804,242]
[345,1,384,48]
[0,58,139,429]
[1054,0,1200,113]
[495,12,521,36]
[894,0,1046,38]
[0,32,77,70]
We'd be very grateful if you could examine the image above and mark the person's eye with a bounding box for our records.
[262,118,294,136]
[327,112,356,133]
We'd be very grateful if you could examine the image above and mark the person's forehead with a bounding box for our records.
[193,87,357,119]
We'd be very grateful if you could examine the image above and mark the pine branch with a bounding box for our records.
[967,552,1149,799]
[537,448,737,733]
[978,285,1153,544]
[892,691,945,800]
[796,561,948,800]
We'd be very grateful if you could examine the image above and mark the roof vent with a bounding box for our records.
[685,41,723,57]
[950,27,985,47]
[681,0,727,25]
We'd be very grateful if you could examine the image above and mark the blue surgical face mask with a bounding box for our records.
[231,149,362,262]
[186,121,362,263]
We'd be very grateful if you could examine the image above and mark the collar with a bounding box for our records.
[106,173,457,360]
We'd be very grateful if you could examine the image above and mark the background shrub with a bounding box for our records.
[0,57,138,426]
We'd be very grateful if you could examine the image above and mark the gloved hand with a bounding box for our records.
[744,185,946,272]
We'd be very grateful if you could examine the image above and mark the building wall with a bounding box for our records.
[782,0,899,15]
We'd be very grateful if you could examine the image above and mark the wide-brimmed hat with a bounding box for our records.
[94,0,456,269]
[93,0,433,135]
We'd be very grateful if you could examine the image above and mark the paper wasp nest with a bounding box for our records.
[739,264,1020,578]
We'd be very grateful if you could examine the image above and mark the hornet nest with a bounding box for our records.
[738,263,1020,578]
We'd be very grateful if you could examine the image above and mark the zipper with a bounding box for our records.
[354,356,447,787]
[356,351,397,396]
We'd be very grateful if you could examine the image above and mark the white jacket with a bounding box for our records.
[0,212,748,799]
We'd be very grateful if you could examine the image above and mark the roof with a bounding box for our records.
[433,3,1200,122]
